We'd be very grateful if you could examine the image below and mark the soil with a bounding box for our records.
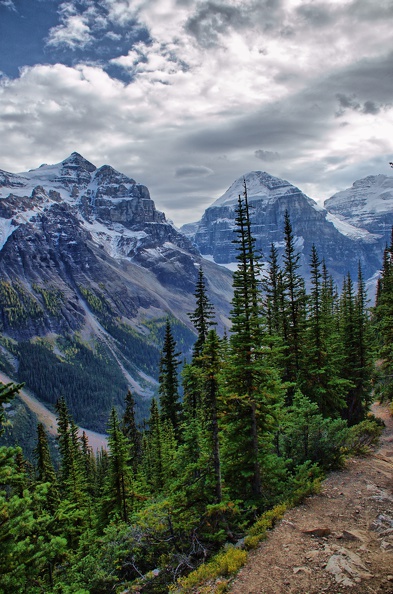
[228,403,393,594]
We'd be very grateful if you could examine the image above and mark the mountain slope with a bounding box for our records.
[182,170,386,288]
[324,174,393,241]
[0,153,233,432]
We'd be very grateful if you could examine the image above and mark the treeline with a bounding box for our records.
[0,187,391,594]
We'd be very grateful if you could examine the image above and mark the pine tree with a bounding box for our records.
[300,247,347,417]
[188,266,216,360]
[103,407,133,523]
[339,271,371,424]
[33,423,59,511]
[374,228,393,401]
[221,184,281,503]
[200,329,223,502]
[264,243,282,338]
[122,389,142,473]
[143,399,164,493]
[158,319,182,436]
[281,210,307,400]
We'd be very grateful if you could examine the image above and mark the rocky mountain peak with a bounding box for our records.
[213,171,300,208]
[61,152,96,173]
[183,170,386,289]
[324,174,393,242]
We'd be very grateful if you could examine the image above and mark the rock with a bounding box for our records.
[302,528,331,537]
[370,513,393,533]
[339,530,364,541]
[293,566,312,574]
[381,540,393,551]
[325,547,373,586]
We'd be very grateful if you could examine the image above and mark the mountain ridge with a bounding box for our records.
[181,170,391,290]
[0,153,233,433]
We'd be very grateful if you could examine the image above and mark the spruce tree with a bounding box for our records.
[374,228,393,401]
[33,423,59,510]
[158,319,182,436]
[188,266,216,360]
[221,184,281,503]
[281,210,307,400]
[104,407,133,523]
[122,389,142,473]
[339,271,371,424]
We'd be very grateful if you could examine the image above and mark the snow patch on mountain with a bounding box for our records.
[324,175,393,228]
[212,171,323,213]
[326,212,379,242]
[0,218,17,250]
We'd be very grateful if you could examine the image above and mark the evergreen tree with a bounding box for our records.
[143,399,164,492]
[264,243,282,338]
[299,249,348,417]
[339,270,371,424]
[374,228,393,401]
[188,266,216,360]
[122,389,142,473]
[200,329,223,503]
[103,407,133,523]
[33,423,59,511]
[281,210,307,399]
[221,184,281,503]
[158,319,182,436]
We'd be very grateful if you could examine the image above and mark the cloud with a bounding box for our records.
[175,165,213,178]
[1,0,393,226]
[0,0,16,11]
[255,150,281,162]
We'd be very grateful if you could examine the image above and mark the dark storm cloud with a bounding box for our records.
[362,100,380,115]
[295,3,336,27]
[185,2,247,47]
[175,165,213,178]
[185,0,284,47]
[183,50,393,156]
[255,150,281,162]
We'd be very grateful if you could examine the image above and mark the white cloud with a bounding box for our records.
[0,0,16,11]
[1,0,393,225]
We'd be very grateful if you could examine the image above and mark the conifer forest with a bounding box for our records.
[1,186,392,594]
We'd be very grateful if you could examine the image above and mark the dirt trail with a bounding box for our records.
[229,403,393,594]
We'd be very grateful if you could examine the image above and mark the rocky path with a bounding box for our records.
[229,403,393,594]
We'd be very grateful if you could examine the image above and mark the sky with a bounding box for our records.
[1,0,393,227]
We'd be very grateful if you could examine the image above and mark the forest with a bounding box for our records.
[1,185,392,594]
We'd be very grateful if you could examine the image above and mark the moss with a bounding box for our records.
[244,502,287,549]
[170,547,247,593]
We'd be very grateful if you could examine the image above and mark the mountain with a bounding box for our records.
[0,153,233,432]
[181,170,387,290]
[324,174,393,243]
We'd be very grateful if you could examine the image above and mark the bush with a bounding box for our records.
[344,418,383,455]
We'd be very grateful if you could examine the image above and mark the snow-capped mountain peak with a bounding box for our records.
[324,174,393,236]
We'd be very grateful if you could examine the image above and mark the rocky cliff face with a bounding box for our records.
[182,171,387,289]
[0,153,233,431]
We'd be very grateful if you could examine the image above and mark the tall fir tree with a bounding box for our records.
[103,407,133,523]
[158,319,182,436]
[188,266,216,360]
[281,210,307,400]
[33,423,59,510]
[374,227,393,401]
[122,389,142,474]
[221,184,281,503]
